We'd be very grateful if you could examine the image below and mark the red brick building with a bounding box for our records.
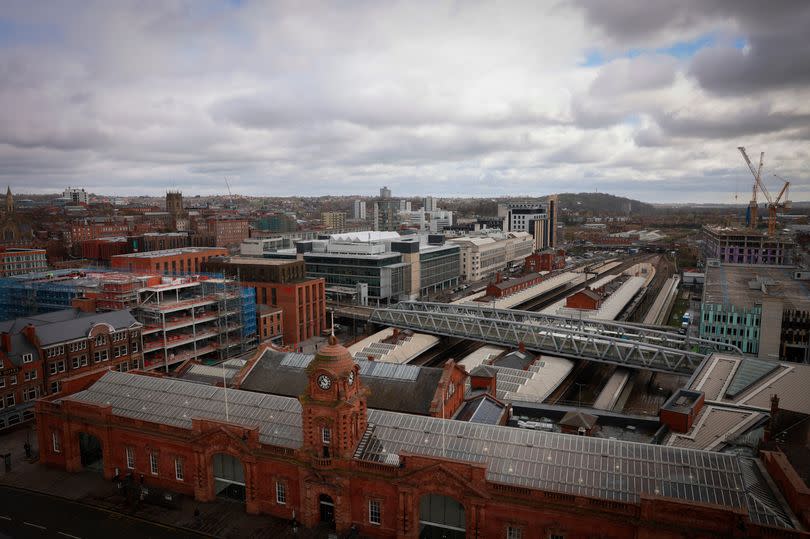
[0,247,48,277]
[523,250,566,273]
[257,304,284,345]
[203,258,326,347]
[484,272,544,299]
[205,218,250,248]
[565,288,603,310]
[111,247,228,274]
[36,339,808,538]
[69,223,130,244]
[80,237,131,263]
[0,309,142,430]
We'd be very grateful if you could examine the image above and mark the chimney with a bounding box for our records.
[495,271,502,284]
[367,354,374,362]
[518,341,526,354]
[22,324,37,344]
[72,296,97,313]
[0,332,10,353]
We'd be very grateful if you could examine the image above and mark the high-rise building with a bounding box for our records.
[352,199,367,220]
[422,196,435,212]
[63,187,89,205]
[373,199,403,231]
[379,186,392,199]
[499,197,557,250]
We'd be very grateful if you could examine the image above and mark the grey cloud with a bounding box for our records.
[589,56,678,96]
[655,105,810,139]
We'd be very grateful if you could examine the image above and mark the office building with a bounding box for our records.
[203,257,326,347]
[36,340,806,538]
[255,213,297,234]
[448,231,534,282]
[379,186,392,199]
[0,308,141,430]
[0,248,48,277]
[700,264,810,360]
[300,232,459,302]
[205,218,250,248]
[321,211,347,230]
[422,196,435,212]
[373,199,403,231]
[352,200,367,220]
[498,196,557,250]
[702,226,795,265]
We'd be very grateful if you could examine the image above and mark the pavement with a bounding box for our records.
[0,426,337,538]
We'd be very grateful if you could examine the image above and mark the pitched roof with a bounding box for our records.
[239,349,443,415]
[560,411,598,429]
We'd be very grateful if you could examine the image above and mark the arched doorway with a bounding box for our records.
[419,494,465,539]
[78,432,103,472]
[212,453,245,502]
[319,493,335,526]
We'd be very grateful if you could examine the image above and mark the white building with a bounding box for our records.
[63,187,89,205]
[498,196,558,250]
[448,231,534,282]
[353,199,367,220]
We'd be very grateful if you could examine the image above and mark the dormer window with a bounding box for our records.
[22,353,33,364]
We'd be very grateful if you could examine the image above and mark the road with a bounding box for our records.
[0,486,204,539]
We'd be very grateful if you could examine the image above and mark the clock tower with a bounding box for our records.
[300,335,368,461]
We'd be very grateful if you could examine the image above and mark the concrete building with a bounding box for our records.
[134,275,255,371]
[203,257,326,347]
[321,211,347,230]
[373,199,403,231]
[498,196,558,250]
[0,308,141,430]
[702,226,795,265]
[300,233,459,302]
[448,231,534,282]
[240,237,284,256]
[0,248,48,277]
[255,213,297,234]
[422,196,435,212]
[35,340,808,537]
[352,199,367,220]
[379,186,392,199]
[111,247,228,274]
[700,264,810,360]
[63,187,89,205]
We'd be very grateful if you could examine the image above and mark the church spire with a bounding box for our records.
[5,186,13,214]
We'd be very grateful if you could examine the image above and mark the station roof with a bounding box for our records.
[239,349,443,416]
[64,371,795,528]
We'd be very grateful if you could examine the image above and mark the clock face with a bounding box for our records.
[317,374,332,390]
[347,371,355,386]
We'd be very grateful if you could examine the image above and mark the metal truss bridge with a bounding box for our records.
[369,302,742,375]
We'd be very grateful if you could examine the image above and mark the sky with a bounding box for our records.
[1,1,809,203]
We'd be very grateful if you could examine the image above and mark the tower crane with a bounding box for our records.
[224,177,234,209]
[766,174,791,236]
[737,146,763,229]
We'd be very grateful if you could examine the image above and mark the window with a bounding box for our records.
[175,458,184,481]
[50,381,61,394]
[149,452,159,475]
[96,335,107,346]
[22,353,33,363]
[52,431,61,453]
[507,527,523,539]
[549,535,564,539]
[0,378,4,389]
[24,370,36,381]
[322,427,331,445]
[72,357,80,369]
[126,447,135,469]
[10,375,17,385]
[132,340,138,353]
[276,481,286,504]
[94,350,108,363]
[23,387,38,401]
[369,499,381,525]
[5,394,15,407]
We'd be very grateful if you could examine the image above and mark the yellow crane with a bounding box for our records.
[737,146,763,229]
[766,174,791,236]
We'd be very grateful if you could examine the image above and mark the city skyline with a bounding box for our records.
[1,2,809,202]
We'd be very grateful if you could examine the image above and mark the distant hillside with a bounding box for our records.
[556,193,656,216]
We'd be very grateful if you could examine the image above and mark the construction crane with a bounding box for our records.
[738,146,764,229]
[224,177,234,209]
[766,174,791,236]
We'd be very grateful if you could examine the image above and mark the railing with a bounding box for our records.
[369,302,738,375]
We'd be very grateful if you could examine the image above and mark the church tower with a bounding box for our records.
[299,335,368,461]
[5,186,13,214]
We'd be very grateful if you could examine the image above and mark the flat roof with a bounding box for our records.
[112,247,226,259]
[209,257,299,266]
[703,265,810,309]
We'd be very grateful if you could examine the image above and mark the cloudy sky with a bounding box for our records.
[1,1,809,202]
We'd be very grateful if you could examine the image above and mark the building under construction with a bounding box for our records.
[702,226,795,266]
[136,276,256,371]
[0,269,258,369]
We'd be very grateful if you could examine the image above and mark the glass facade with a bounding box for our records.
[700,303,761,354]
